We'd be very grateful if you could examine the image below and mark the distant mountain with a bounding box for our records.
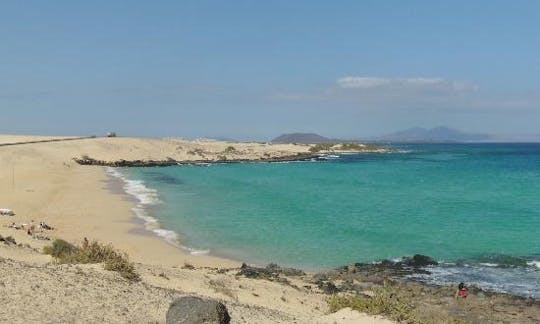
[271,133,333,144]
[378,126,493,143]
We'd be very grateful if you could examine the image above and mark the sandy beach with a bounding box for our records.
[0,135,393,323]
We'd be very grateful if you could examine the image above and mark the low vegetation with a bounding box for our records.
[339,143,366,150]
[43,239,140,281]
[224,146,236,153]
[328,284,418,323]
[187,148,206,156]
[308,143,336,152]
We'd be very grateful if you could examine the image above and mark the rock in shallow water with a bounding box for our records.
[166,296,230,324]
[403,254,438,267]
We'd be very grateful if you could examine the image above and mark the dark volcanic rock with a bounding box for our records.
[73,153,317,167]
[402,254,438,267]
[317,280,340,294]
[265,263,305,276]
[238,263,273,279]
[331,255,439,287]
[166,296,230,324]
[237,263,305,280]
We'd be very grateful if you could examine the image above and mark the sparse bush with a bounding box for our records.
[224,146,236,153]
[43,239,140,281]
[328,284,418,323]
[187,148,205,156]
[209,278,237,301]
[104,252,140,281]
[43,239,78,259]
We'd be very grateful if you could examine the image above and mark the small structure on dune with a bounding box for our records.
[0,208,15,216]
[106,132,117,138]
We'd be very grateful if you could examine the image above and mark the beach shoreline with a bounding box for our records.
[1,134,538,323]
[0,134,396,323]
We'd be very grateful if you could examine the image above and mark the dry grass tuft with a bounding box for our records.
[43,239,140,281]
[209,278,237,301]
[328,284,418,323]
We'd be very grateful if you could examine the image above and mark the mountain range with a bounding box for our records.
[376,126,493,143]
[271,127,540,144]
[271,133,334,144]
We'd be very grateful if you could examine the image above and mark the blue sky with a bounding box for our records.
[1,1,539,139]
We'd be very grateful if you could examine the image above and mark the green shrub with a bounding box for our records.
[43,239,140,281]
[42,239,78,260]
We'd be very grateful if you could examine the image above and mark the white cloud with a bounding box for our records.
[269,75,487,112]
[336,76,478,92]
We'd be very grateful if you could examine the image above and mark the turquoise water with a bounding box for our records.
[117,144,540,298]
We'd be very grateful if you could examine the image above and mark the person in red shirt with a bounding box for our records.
[456,282,468,298]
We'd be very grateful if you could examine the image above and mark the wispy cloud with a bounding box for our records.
[270,76,484,111]
[336,76,478,93]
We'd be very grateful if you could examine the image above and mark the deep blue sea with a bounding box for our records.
[108,143,540,299]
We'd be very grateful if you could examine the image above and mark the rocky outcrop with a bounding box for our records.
[165,296,230,324]
[73,153,318,167]
[333,254,439,282]
[74,157,178,167]
[402,254,438,268]
[237,263,305,280]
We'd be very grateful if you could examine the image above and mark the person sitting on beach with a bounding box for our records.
[456,282,468,299]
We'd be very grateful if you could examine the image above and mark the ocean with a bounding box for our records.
[107,143,540,299]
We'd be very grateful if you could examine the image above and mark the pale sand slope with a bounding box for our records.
[0,135,393,323]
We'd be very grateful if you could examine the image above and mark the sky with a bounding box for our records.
[1,0,539,140]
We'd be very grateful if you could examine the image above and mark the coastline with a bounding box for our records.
[0,135,398,323]
[104,166,235,264]
[1,135,538,323]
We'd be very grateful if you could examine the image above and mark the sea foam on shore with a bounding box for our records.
[106,167,179,246]
[408,255,540,299]
[106,167,210,256]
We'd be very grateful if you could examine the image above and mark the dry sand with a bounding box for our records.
[0,135,393,324]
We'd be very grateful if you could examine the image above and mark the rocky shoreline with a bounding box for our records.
[236,255,540,323]
[73,153,320,167]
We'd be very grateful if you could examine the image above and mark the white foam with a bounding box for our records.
[527,261,540,268]
[106,167,214,257]
[106,167,179,246]
[409,262,540,299]
[153,229,180,246]
[184,247,210,256]
[480,263,499,267]
[124,180,160,205]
